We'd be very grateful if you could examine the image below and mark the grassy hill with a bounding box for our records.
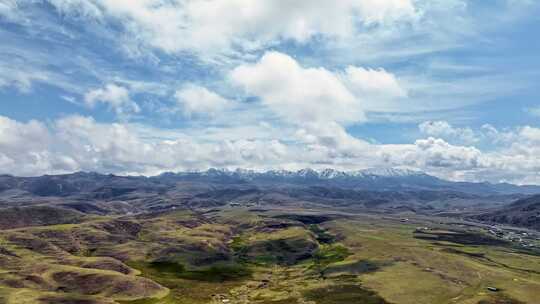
[1,206,539,303]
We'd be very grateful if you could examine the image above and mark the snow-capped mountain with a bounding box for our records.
[194,167,428,180]
[155,168,540,195]
[1,168,539,198]
[354,168,425,177]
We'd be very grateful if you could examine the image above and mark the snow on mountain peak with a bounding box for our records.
[357,168,425,177]
[200,167,427,179]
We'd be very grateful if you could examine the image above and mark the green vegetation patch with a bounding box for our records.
[256,238,317,265]
[145,261,251,282]
[313,244,351,266]
[323,260,388,277]
[303,284,389,304]
[126,260,250,304]
[233,232,319,266]
[230,235,248,258]
[309,225,336,244]
[309,244,352,277]
[272,214,332,225]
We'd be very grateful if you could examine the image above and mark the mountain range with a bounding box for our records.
[474,194,540,230]
[156,168,540,195]
[2,168,540,199]
[1,168,540,229]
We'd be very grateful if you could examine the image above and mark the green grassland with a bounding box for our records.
[1,207,539,304]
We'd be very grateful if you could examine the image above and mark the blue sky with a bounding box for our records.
[0,0,539,184]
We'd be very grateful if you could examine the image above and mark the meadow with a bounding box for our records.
[1,207,539,304]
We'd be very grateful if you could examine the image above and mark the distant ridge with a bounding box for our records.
[474,194,540,230]
[157,168,539,195]
[160,167,429,179]
[1,168,540,197]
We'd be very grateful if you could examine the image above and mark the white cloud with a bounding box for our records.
[0,62,50,93]
[376,137,487,183]
[229,52,419,166]
[0,116,49,152]
[410,137,484,169]
[38,0,417,55]
[47,0,103,18]
[0,116,77,176]
[480,124,516,144]
[518,126,540,143]
[228,51,410,155]
[295,122,371,159]
[53,115,297,174]
[174,84,231,117]
[3,114,540,184]
[180,0,417,51]
[419,120,478,144]
[55,115,158,171]
[0,0,20,21]
[343,66,407,99]
[341,66,408,112]
[230,51,365,125]
[84,84,140,116]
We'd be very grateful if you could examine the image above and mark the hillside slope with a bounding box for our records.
[474,195,540,230]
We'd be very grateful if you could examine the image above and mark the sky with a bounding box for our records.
[0,0,540,184]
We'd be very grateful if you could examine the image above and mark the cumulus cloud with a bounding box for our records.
[53,115,302,175]
[419,120,478,144]
[480,124,516,144]
[180,0,417,51]
[0,114,295,176]
[174,84,231,117]
[410,137,484,169]
[230,51,366,125]
[0,114,371,176]
[229,51,411,157]
[295,122,371,160]
[84,84,140,117]
[230,52,407,126]
[3,114,540,184]
[0,116,77,176]
[517,126,540,143]
[375,137,487,184]
[36,0,417,55]
[0,116,49,152]
[343,66,408,99]
[340,66,408,112]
